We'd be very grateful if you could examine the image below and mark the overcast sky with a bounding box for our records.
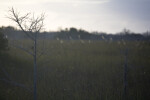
[0,0,150,33]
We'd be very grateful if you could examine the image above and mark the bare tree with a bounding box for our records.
[5,7,45,100]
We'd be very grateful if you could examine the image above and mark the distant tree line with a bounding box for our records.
[0,28,8,52]
[0,27,8,70]
[1,26,150,41]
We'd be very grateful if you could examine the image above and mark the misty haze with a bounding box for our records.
[0,0,150,100]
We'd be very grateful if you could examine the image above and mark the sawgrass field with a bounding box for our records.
[0,40,150,100]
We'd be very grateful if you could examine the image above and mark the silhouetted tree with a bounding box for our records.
[69,27,78,33]
[6,7,45,100]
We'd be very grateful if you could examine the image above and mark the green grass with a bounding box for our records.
[0,40,150,100]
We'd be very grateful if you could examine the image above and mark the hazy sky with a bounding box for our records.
[0,0,150,33]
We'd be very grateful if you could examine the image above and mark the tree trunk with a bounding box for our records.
[33,35,37,100]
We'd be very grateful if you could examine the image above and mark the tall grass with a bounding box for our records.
[0,40,150,100]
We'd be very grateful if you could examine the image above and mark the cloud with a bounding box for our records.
[0,0,149,33]
[107,0,150,20]
[42,0,110,4]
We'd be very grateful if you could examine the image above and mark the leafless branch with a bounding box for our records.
[0,78,32,92]
[7,7,45,40]
[10,43,34,56]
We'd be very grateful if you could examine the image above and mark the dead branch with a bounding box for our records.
[7,7,45,40]
[10,43,34,56]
